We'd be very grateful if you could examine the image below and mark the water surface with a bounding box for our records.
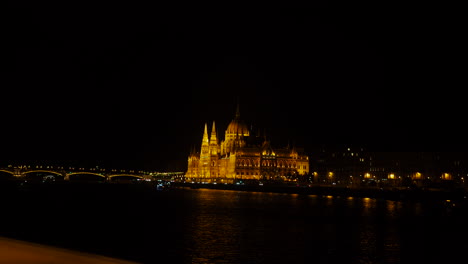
[1,183,467,263]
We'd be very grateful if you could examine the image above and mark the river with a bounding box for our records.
[1,182,467,263]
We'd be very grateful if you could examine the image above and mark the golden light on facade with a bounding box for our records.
[186,105,309,183]
[364,173,371,179]
[328,172,334,178]
[262,150,276,156]
[413,172,422,180]
[388,173,395,179]
[441,173,452,180]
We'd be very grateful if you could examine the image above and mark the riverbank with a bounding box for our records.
[171,182,468,203]
[3,179,466,204]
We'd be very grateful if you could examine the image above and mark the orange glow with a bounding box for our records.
[413,172,422,180]
[441,173,452,180]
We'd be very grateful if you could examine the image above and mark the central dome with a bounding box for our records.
[226,119,249,135]
[225,103,250,137]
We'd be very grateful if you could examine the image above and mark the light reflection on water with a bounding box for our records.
[176,190,390,263]
[4,185,466,264]
[163,188,468,264]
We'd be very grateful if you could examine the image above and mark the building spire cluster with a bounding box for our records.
[186,104,309,183]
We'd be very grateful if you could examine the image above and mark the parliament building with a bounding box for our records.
[185,105,309,184]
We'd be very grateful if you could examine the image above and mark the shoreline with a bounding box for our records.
[171,182,468,203]
[3,179,467,204]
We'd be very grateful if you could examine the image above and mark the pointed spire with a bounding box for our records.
[202,123,209,144]
[235,99,240,120]
[201,122,210,156]
[209,121,219,156]
[210,121,218,144]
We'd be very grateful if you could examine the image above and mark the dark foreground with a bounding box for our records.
[0,181,160,263]
[0,236,138,264]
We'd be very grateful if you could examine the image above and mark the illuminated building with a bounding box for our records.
[185,105,309,183]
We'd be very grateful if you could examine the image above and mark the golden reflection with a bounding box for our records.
[358,225,377,262]
[361,197,377,216]
[187,189,242,262]
[386,200,402,218]
[345,196,355,207]
[358,198,401,263]
[386,200,396,212]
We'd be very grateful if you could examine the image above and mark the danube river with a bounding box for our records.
[1,181,467,264]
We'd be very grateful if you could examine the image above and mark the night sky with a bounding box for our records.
[6,4,463,171]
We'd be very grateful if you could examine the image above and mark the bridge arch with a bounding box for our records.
[108,174,143,178]
[23,170,64,176]
[0,169,15,180]
[0,169,14,175]
[108,174,143,182]
[22,170,65,182]
[66,172,106,181]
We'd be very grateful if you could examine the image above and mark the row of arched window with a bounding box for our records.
[235,159,299,169]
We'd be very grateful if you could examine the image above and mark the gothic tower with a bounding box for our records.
[209,121,219,156]
[200,123,210,179]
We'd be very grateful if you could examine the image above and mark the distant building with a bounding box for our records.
[185,105,309,184]
[309,145,468,189]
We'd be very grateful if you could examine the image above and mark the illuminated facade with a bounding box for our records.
[185,105,309,183]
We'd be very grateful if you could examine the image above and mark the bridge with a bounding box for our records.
[0,165,185,182]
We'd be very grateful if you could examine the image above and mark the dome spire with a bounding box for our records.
[225,99,250,140]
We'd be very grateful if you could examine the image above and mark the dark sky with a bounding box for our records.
[5,4,464,170]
